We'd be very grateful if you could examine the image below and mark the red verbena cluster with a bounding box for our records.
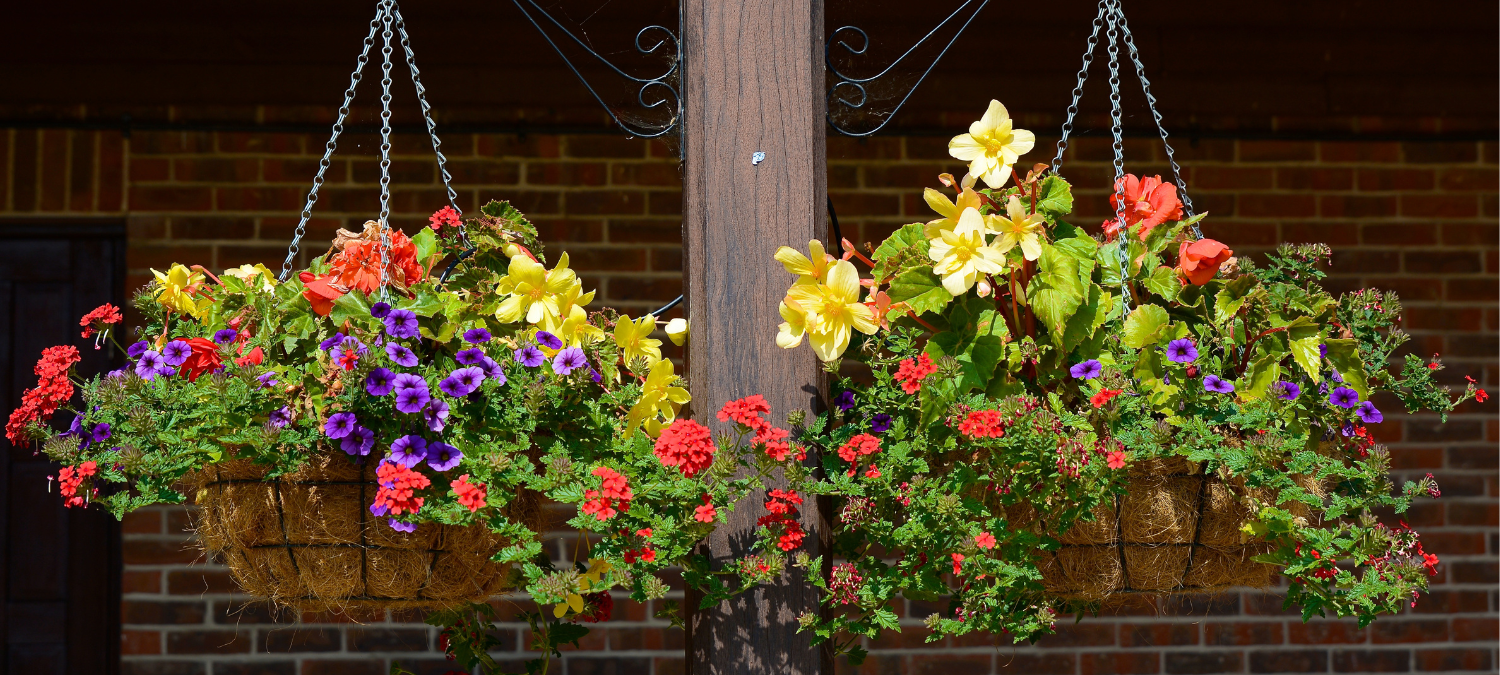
[957,409,1006,439]
[573,591,613,623]
[694,494,718,523]
[623,528,657,564]
[429,205,462,232]
[893,354,937,394]
[836,433,881,478]
[717,395,794,461]
[374,460,431,516]
[828,562,864,605]
[1089,388,1123,408]
[756,489,805,551]
[654,419,716,478]
[450,474,487,512]
[79,303,122,340]
[582,466,632,521]
[57,461,97,508]
[5,345,81,446]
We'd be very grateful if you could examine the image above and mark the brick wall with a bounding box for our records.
[1,123,1494,674]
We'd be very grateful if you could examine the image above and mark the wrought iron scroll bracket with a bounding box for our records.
[511,0,681,139]
[826,0,991,137]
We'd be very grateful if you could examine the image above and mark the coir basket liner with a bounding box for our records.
[185,450,538,611]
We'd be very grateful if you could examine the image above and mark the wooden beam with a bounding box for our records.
[680,0,828,673]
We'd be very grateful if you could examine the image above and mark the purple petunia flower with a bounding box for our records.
[1328,386,1360,409]
[1165,339,1199,364]
[365,368,396,396]
[455,348,486,366]
[1070,360,1103,380]
[479,356,506,382]
[440,367,486,397]
[127,341,150,358]
[91,423,111,443]
[370,301,392,319]
[463,328,491,344]
[257,371,279,389]
[395,386,431,414]
[213,329,238,345]
[106,368,127,379]
[1274,381,1301,401]
[1357,401,1383,424]
[590,368,601,384]
[389,435,428,468]
[425,442,463,472]
[388,519,417,533]
[384,309,419,339]
[324,412,358,439]
[385,342,418,368]
[161,340,192,366]
[135,351,167,380]
[424,400,450,432]
[833,390,856,411]
[535,331,563,350]
[552,347,586,375]
[320,334,347,352]
[1319,343,1328,359]
[392,372,426,392]
[1203,375,1235,394]
[1329,369,1343,383]
[514,346,546,368]
[268,406,292,428]
[370,498,390,517]
[871,414,892,433]
[341,426,375,456]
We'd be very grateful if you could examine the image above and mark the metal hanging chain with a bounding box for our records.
[1105,0,1131,314]
[390,0,471,247]
[1051,0,1110,174]
[278,6,384,281]
[1114,3,1200,235]
[376,0,396,300]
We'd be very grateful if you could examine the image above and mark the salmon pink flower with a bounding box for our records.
[1109,174,1183,240]
[1177,239,1233,286]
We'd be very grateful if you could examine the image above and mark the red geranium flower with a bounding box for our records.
[654,419,716,478]
[894,354,938,394]
[299,272,343,317]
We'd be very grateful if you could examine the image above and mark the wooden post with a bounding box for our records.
[680,0,828,673]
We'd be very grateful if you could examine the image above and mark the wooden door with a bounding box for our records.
[0,222,123,675]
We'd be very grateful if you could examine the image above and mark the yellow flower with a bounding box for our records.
[222,263,278,291]
[626,359,691,433]
[550,282,600,346]
[614,314,663,367]
[151,264,212,318]
[922,183,985,239]
[781,260,878,361]
[948,100,1035,189]
[555,559,612,618]
[929,207,1007,296]
[495,253,580,327]
[774,240,837,285]
[665,318,689,346]
[990,195,1046,261]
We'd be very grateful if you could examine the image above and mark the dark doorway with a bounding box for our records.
[0,221,123,674]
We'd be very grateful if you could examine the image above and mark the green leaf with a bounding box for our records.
[1035,175,1074,220]
[1242,354,1281,401]
[1285,317,1324,381]
[887,267,952,317]
[1134,347,1163,381]
[329,288,372,326]
[1143,265,1181,303]
[1121,304,1170,349]
[1058,285,1104,354]
[1323,338,1370,399]
[411,227,438,273]
[400,291,446,318]
[1141,219,1185,255]
[1214,274,1259,325]
[1028,244,1085,337]
[870,223,929,282]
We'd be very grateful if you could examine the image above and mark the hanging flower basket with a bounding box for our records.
[186,448,540,611]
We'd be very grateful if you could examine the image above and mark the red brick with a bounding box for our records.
[122,539,202,565]
[300,660,386,675]
[349,159,436,185]
[173,158,258,183]
[828,136,904,161]
[1249,650,1329,673]
[1361,223,1438,245]
[1415,648,1493,672]
[122,570,161,593]
[124,600,206,625]
[991,654,1076,674]
[167,569,240,595]
[1401,194,1479,218]
[564,136,647,159]
[1321,141,1400,163]
[1403,142,1479,164]
[69,130,96,211]
[13,129,39,211]
[1451,617,1497,642]
[1205,622,1284,646]
[477,133,559,158]
[1402,251,1482,274]
[131,186,213,211]
[121,629,161,655]
[1359,168,1435,191]
[1437,168,1498,191]
[1278,167,1353,190]
[39,129,67,211]
[1081,652,1160,675]
[1165,651,1243,674]
[1332,650,1410,673]
[1239,193,1316,217]
[1288,621,1366,644]
[1241,140,1316,162]
[1369,620,1449,644]
[217,132,302,154]
[166,630,251,655]
[1321,195,1397,218]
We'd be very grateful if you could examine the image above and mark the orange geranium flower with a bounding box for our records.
[298,272,343,317]
[1109,174,1183,241]
[1177,239,1233,286]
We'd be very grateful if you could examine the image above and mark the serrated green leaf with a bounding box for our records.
[1214,274,1259,325]
[1242,354,1281,401]
[1058,284,1103,353]
[1035,175,1074,220]
[410,227,438,273]
[870,223,929,281]
[1323,338,1369,399]
[1121,304,1170,349]
[400,290,445,318]
[1143,265,1181,303]
[1028,244,1085,337]
[329,288,372,326]
[887,267,952,317]
[1285,317,1323,381]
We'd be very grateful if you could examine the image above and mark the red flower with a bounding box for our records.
[654,419,716,478]
[974,532,996,550]
[79,304,122,339]
[1109,174,1183,241]
[1177,239,1233,286]
[298,272,343,317]
[6,346,81,446]
[373,461,430,516]
[1477,389,1490,403]
[234,346,264,367]
[837,434,881,463]
[718,395,771,431]
[694,494,718,523]
[57,461,98,508]
[957,409,1005,439]
[327,229,424,296]
[1106,450,1128,470]
[582,491,618,521]
[756,489,806,551]
[574,591,613,623]
[175,337,224,382]
[451,475,487,512]
[592,466,633,502]
[581,467,632,521]
[951,553,965,575]
[429,206,462,232]
[894,354,938,394]
[1090,388,1123,408]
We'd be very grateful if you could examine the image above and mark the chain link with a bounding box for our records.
[1051,0,1109,175]
[391,1,471,247]
[1114,2,1200,236]
[376,0,396,300]
[1105,0,1131,315]
[278,7,383,281]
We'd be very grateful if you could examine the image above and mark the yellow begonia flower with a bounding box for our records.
[948,100,1036,189]
[665,318,689,346]
[781,260,878,362]
[495,252,581,327]
[222,263,278,291]
[774,240,836,285]
[151,264,212,318]
[614,314,663,367]
[776,299,809,350]
[922,185,986,239]
[929,208,1007,296]
[626,359,691,433]
[550,282,600,346]
[990,195,1047,261]
[555,559,613,618]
